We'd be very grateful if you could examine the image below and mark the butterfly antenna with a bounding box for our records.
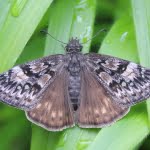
[40,30,67,45]
[81,28,107,44]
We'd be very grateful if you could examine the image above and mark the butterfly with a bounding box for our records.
[0,38,150,131]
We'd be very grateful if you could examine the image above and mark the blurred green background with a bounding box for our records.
[0,0,150,150]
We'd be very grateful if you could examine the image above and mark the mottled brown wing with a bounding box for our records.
[77,68,130,128]
[0,54,64,110]
[85,53,150,107]
[26,70,74,131]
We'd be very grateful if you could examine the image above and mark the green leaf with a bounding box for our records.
[100,14,138,63]
[0,116,31,150]
[131,0,150,67]
[131,0,150,128]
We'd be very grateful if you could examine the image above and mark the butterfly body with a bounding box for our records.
[0,38,150,131]
[64,39,84,111]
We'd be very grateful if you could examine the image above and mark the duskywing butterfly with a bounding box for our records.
[0,38,149,131]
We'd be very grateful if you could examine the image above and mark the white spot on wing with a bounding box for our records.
[12,66,29,81]
[31,113,35,117]
[122,63,138,79]
[121,81,127,87]
[99,72,113,84]
[104,98,109,107]
[94,109,99,115]
[38,74,51,87]
[58,111,63,118]
[51,111,56,118]
[47,103,52,111]
[44,102,49,107]
[101,107,106,114]
[36,103,42,109]
[30,63,48,73]
[24,84,30,90]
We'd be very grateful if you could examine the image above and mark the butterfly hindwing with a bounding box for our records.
[26,69,74,131]
[85,53,150,107]
[0,55,64,110]
[77,67,129,127]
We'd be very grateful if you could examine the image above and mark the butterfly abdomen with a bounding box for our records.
[67,53,81,111]
[68,74,81,111]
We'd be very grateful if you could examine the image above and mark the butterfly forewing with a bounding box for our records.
[26,69,74,131]
[0,55,64,110]
[86,53,150,107]
[77,67,129,127]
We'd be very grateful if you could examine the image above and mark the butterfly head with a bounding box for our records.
[66,38,83,52]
